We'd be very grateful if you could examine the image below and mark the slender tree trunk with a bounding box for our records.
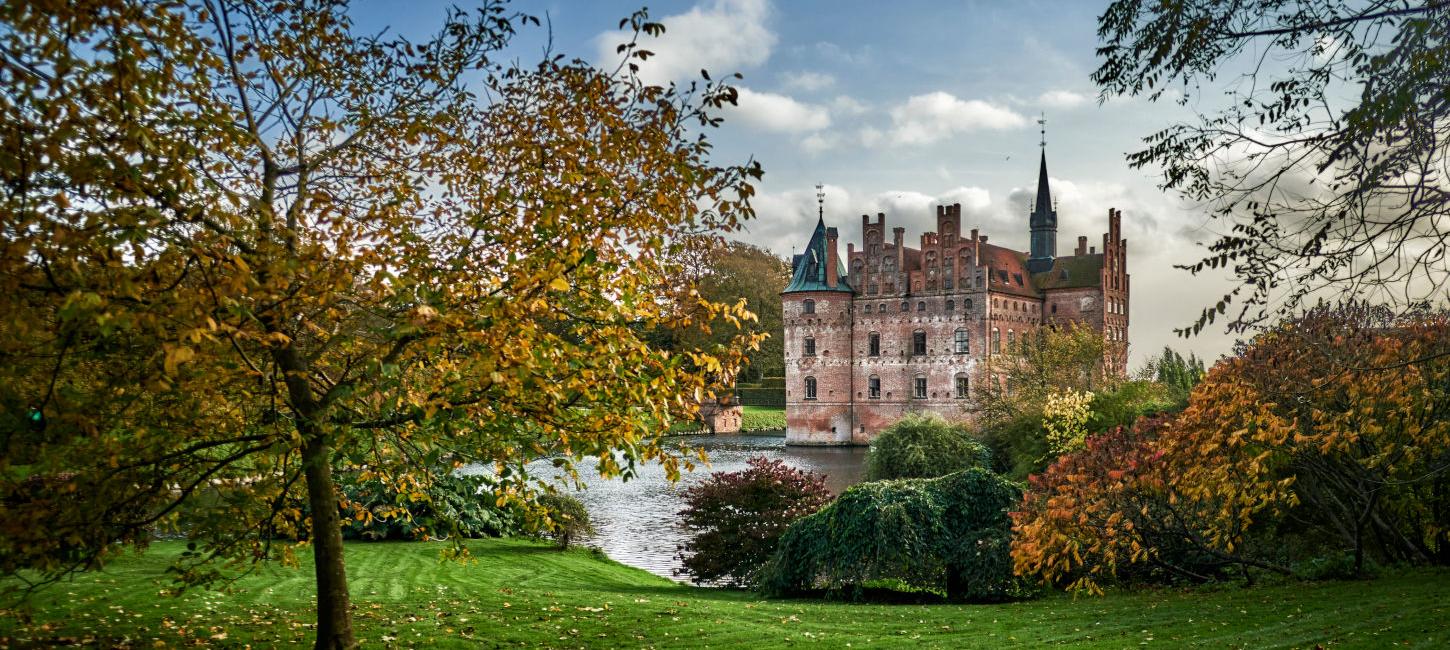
[303,433,356,649]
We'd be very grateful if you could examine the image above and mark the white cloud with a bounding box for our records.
[594,0,775,86]
[830,95,869,116]
[886,92,1027,146]
[1037,89,1089,109]
[727,87,831,133]
[780,70,835,92]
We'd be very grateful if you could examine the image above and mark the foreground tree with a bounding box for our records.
[0,1,760,646]
[1095,1,1450,334]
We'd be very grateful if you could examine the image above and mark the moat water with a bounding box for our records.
[471,433,869,581]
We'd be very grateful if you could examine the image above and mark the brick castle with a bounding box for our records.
[782,148,1129,445]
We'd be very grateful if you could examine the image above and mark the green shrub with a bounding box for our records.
[1087,380,1176,432]
[537,493,595,549]
[867,414,991,481]
[339,473,521,541]
[758,469,1025,602]
[757,376,786,389]
[735,386,786,407]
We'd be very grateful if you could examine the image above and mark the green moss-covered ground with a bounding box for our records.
[3,538,1447,648]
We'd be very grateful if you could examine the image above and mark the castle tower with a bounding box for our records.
[1027,117,1058,274]
[782,188,855,445]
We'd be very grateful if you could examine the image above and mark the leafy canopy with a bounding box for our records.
[1096,0,1450,333]
[0,1,761,645]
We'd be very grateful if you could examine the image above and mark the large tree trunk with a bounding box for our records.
[303,433,356,649]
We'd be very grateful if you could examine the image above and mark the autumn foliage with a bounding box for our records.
[1012,306,1450,593]
[676,456,831,587]
[0,1,761,645]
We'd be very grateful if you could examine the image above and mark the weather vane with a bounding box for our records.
[1037,112,1047,149]
[815,183,825,219]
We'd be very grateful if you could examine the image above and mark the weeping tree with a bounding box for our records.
[0,1,761,647]
[1095,0,1450,334]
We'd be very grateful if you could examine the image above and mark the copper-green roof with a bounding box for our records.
[1032,253,1104,290]
[783,217,852,294]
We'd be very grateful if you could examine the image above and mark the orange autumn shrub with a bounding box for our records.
[1013,305,1450,593]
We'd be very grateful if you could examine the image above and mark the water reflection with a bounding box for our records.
[490,434,869,581]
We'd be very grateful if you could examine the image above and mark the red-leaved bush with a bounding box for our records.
[676,456,831,587]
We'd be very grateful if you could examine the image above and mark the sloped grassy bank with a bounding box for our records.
[3,538,1448,648]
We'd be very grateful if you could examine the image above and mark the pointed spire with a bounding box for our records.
[1034,148,1052,221]
[1027,114,1058,272]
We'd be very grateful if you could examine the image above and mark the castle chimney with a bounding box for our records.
[893,226,905,272]
[1090,245,1096,255]
[980,236,988,244]
[826,228,840,288]
[1077,236,1087,256]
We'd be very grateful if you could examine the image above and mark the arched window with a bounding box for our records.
[878,303,886,313]
[900,301,909,312]
[1051,303,1057,314]
[913,375,927,399]
[946,299,955,312]
[912,330,927,356]
[955,373,970,399]
[917,301,926,312]
[954,328,969,354]
[803,337,816,357]
[863,303,873,314]
[1007,329,1016,351]
[992,327,1001,354]
[804,376,817,400]
[944,260,954,289]
[802,299,815,314]
[868,332,880,357]
[868,375,881,399]
[965,298,973,311]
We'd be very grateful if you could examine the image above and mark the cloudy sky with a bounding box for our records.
[355,0,1244,367]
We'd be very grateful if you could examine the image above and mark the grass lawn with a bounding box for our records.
[2,539,1447,648]
[667,406,785,435]
[739,405,785,432]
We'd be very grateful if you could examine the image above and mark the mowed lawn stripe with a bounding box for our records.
[2,539,1446,648]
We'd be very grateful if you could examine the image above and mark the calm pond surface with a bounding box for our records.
[492,433,869,581]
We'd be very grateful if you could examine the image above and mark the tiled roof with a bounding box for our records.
[783,217,853,294]
[979,243,1041,298]
[1032,253,1104,290]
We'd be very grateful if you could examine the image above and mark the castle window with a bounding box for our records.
[869,332,880,357]
[868,376,881,399]
[992,327,1001,354]
[802,299,815,314]
[946,300,955,312]
[917,301,926,312]
[863,303,873,314]
[879,303,886,313]
[912,330,927,356]
[803,337,816,357]
[955,374,970,399]
[1007,329,1016,351]
[913,376,927,399]
[1051,303,1057,314]
[900,301,909,312]
[965,298,973,311]
[954,329,969,354]
[804,376,817,400]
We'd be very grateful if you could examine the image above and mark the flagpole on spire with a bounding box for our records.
[1037,112,1046,149]
[815,183,825,220]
